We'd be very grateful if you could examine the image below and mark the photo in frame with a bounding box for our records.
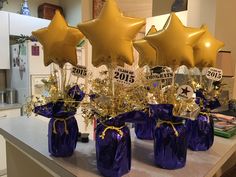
[30,74,50,97]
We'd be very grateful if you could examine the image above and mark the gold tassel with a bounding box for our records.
[156,120,183,137]
[99,125,125,140]
[53,116,73,135]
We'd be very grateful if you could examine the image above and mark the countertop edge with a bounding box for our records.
[1,117,236,177]
[205,139,236,177]
[0,104,22,111]
[0,118,76,177]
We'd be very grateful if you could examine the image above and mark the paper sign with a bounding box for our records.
[177,85,194,100]
[179,104,200,120]
[206,67,223,81]
[113,67,135,85]
[71,65,87,78]
[146,66,173,80]
[31,45,40,56]
[20,44,26,56]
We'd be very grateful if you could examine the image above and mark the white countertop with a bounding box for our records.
[0,103,22,111]
[0,117,236,177]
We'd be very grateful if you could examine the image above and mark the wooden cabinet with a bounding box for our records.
[0,11,10,69]
[0,135,6,176]
[9,12,50,36]
[0,108,21,176]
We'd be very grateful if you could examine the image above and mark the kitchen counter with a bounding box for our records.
[0,104,22,176]
[0,117,236,177]
[0,103,22,111]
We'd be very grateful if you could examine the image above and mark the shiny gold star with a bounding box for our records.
[145,13,205,69]
[32,10,84,68]
[133,25,159,67]
[194,25,224,68]
[77,0,145,68]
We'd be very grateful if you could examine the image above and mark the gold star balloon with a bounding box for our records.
[32,10,84,68]
[193,25,224,68]
[133,25,159,67]
[145,13,205,69]
[77,0,145,68]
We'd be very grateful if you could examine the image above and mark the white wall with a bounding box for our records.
[146,11,188,33]
[59,0,82,26]
[81,0,93,21]
[187,0,236,98]
[151,0,215,32]
[1,0,82,26]
[1,0,60,17]
[215,0,236,98]
[187,0,216,34]
[117,0,152,18]
[153,0,174,16]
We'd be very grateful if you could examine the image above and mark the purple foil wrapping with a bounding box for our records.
[34,101,79,157]
[68,85,85,102]
[153,104,187,169]
[186,113,214,151]
[134,116,155,140]
[48,114,78,157]
[34,101,78,157]
[185,90,218,151]
[195,89,221,111]
[33,85,85,157]
[112,109,156,140]
[96,118,131,177]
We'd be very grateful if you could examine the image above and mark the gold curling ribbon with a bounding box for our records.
[53,116,74,135]
[99,124,126,140]
[156,120,183,137]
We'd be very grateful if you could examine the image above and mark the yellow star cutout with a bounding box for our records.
[133,25,159,67]
[194,25,224,68]
[32,10,84,68]
[77,0,145,68]
[145,13,205,69]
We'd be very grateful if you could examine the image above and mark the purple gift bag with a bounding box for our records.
[33,85,84,157]
[48,113,78,157]
[34,102,79,157]
[185,90,219,151]
[185,112,214,151]
[134,111,155,140]
[154,104,187,169]
[96,118,131,177]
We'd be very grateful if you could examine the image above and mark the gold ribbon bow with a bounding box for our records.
[99,124,126,140]
[156,120,183,137]
[53,116,74,135]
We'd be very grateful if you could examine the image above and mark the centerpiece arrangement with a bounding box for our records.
[25,11,85,157]
[77,1,147,176]
[25,0,226,176]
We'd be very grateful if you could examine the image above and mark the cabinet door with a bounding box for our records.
[0,11,10,69]
[0,135,6,174]
[9,13,50,36]
[0,108,21,173]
